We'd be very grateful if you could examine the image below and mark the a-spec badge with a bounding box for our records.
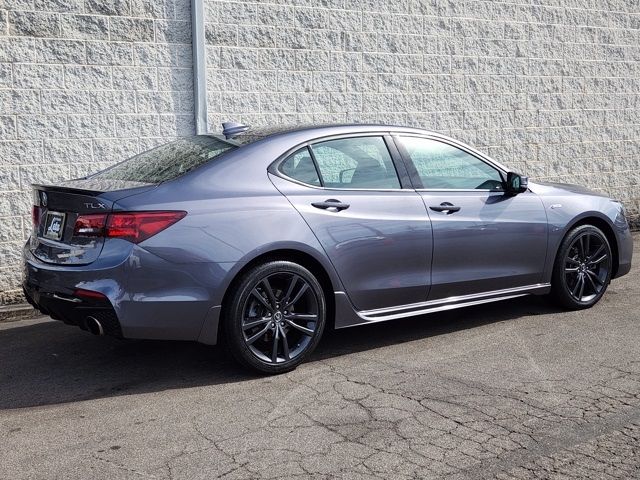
[41,191,48,207]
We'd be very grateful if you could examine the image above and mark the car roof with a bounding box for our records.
[201,123,510,175]
[219,123,433,144]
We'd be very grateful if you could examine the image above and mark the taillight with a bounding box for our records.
[74,214,107,237]
[106,211,186,243]
[73,211,186,243]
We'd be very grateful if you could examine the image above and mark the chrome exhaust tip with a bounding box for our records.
[85,316,104,336]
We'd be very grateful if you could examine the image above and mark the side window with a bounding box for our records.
[399,137,503,190]
[310,137,400,189]
[280,147,321,186]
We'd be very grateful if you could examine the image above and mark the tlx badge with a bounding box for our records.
[84,202,107,209]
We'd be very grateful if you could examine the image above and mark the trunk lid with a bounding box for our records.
[30,179,155,265]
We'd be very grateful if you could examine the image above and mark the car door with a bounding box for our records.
[394,134,548,301]
[269,134,433,311]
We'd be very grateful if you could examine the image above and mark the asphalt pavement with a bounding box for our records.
[1,236,639,479]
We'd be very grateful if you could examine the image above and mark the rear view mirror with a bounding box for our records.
[506,172,528,195]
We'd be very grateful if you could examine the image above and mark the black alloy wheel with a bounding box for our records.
[224,261,326,374]
[552,224,612,309]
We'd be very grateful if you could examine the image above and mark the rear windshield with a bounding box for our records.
[90,136,236,184]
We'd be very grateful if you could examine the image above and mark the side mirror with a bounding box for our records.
[505,172,528,195]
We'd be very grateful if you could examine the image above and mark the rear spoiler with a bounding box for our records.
[32,179,157,203]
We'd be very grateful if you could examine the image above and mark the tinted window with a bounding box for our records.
[90,136,236,184]
[310,137,400,189]
[399,137,503,190]
[280,148,321,186]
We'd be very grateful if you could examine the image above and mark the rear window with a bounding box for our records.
[90,136,236,184]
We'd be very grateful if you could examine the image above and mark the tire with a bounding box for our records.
[551,224,613,310]
[223,260,326,374]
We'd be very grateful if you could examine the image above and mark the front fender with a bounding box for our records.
[541,202,631,282]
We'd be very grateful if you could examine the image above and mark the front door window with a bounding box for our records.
[398,137,503,191]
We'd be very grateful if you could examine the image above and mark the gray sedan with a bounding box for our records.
[23,124,633,373]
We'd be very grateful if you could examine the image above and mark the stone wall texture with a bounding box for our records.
[1,0,639,305]
[0,0,194,304]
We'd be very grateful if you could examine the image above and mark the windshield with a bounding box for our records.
[89,136,236,184]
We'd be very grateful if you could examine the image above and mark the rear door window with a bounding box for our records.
[310,137,400,189]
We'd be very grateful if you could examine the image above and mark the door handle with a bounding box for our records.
[311,199,350,211]
[429,202,461,214]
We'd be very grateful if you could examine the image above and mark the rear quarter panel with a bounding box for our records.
[113,148,344,307]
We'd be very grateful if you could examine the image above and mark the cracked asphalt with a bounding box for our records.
[1,236,639,479]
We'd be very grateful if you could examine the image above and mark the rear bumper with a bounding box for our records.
[22,241,235,344]
[22,282,123,337]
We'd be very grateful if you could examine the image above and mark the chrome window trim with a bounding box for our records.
[269,129,513,193]
[272,175,412,193]
[416,188,503,193]
[270,131,412,192]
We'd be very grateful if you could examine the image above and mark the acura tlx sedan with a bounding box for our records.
[23,124,633,373]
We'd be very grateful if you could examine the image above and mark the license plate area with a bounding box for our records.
[43,211,66,241]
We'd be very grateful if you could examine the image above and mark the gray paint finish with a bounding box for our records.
[271,174,433,310]
[420,190,548,300]
[22,125,633,344]
[2,0,640,307]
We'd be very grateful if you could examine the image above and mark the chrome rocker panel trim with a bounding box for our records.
[337,283,551,327]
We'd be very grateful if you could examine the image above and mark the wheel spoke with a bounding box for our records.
[589,253,608,265]
[584,271,598,293]
[571,276,583,297]
[243,317,270,330]
[251,288,274,313]
[564,267,579,273]
[284,283,309,310]
[285,319,315,336]
[281,275,299,306]
[587,270,604,287]
[285,313,318,321]
[589,244,605,262]
[279,324,290,360]
[577,236,585,259]
[261,277,278,309]
[578,276,585,299]
[584,233,591,257]
[245,323,271,345]
[271,325,279,363]
[566,257,580,266]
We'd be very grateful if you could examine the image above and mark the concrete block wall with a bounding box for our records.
[203,0,639,213]
[1,0,639,305]
[0,0,194,304]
